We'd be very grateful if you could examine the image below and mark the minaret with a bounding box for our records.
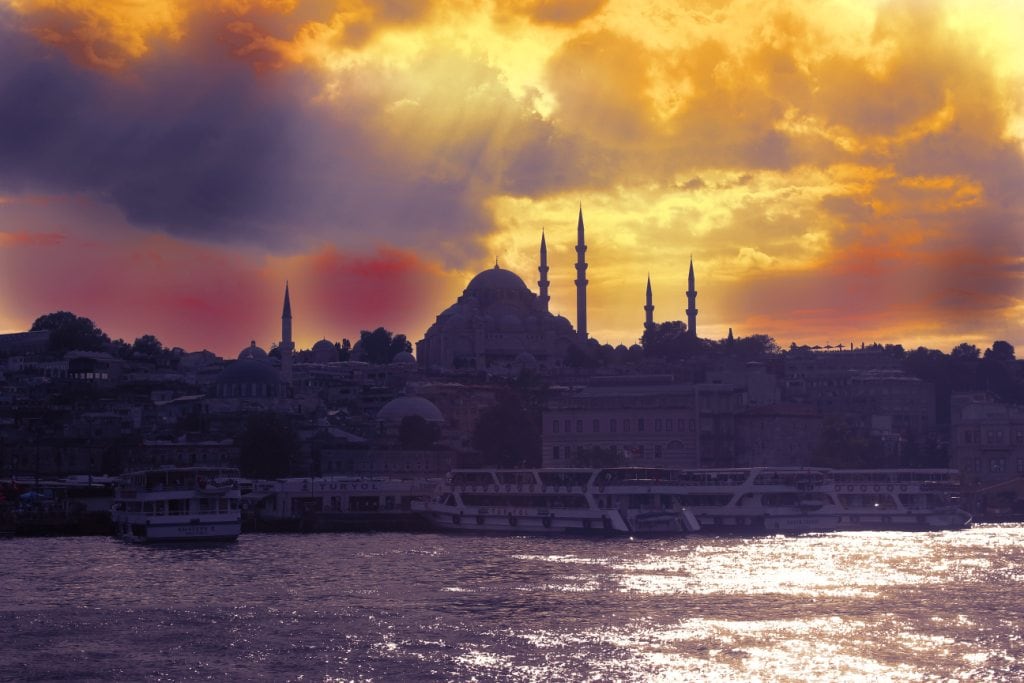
[538,230,550,312]
[686,256,698,338]
[575,206,588,339]
[644,274,655,331]
[281,282,293,384]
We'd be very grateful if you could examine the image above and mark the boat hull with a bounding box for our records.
[417,505,697,536]
[113,516,241,543]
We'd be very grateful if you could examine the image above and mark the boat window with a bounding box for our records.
[538,471,591,487]
[496,471,537,485]
[451,472,496,486]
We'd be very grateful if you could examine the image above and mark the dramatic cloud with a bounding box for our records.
[0,0,1022,353]
[0,194,453,355]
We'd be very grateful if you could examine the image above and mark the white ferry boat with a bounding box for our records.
[416,466,972,536]
[112,467,241,543]
[413,468,701,535]
[830,468,972,530]
[243,476,436,532]
[597,467,972,533]
[610,467,844,534]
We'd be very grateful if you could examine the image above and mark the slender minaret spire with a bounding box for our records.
[686,256,698,338]
[644,274,655,330]
[538,230,550,312]
[575,206,588,339]
[281,281,294,384]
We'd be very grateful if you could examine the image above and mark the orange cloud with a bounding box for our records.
[2,0,1022,354]
[0,230,65,246]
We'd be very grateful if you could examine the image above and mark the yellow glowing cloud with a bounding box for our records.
[5,0,1023,351]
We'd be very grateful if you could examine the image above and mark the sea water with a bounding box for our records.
[2,526,1022,681]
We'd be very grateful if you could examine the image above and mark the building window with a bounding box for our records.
[553,420,560,434]
[991,457,1006,473]
[593,419,600,433]
[1017,431,1023,444]
[610,419,617,433]
[655,418,663,432]
[677,418,685,432]
[689,419,696,432]
[655,445,663,458]
[552,446,560,459]
[576,419,583,433]
[964,430,972,444]
[1017,458,1023,474]
[987,430,995,444]
[564,419,571,433]
[638,418,645,432]
[624,420,630,433]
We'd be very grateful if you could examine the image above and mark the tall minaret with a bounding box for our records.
[575,206,588,339]
[538,230,550,312]
[644,274,655,331]
[686,256,698,338]
[281,282,294,384]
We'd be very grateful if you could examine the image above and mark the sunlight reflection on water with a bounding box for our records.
[3,525,1024,680]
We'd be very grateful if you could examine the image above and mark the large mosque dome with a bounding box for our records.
[465,265,530,294]
[416,261,582,373]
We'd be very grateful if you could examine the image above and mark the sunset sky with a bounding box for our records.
[0,0,1021,357]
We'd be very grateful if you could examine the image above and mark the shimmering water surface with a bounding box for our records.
[2,526,1023,681]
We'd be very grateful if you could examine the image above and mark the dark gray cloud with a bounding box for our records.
[0,16,308,246]
[0,11,513,262]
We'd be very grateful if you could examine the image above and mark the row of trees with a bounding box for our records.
[28,312,414,366]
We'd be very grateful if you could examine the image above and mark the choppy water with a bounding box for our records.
[2,526,1023,681]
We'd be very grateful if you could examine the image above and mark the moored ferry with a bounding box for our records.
[243,476,436,532]
[416,466,972,536]
[413,468,701,535]
[830,468,972,530]
[626,467,844,533]
[112,467,241,543]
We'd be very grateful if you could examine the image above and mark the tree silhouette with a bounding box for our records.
[357,327,412,364]
[238,413,298,478]
[131,334,164,359]
[811,416,884,468]
[640,321,693,360]
[31,311,110,355]
[471,391,541,467]
[984,341,1015,362]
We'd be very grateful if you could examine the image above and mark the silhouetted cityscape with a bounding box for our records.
[2,214,1022,530]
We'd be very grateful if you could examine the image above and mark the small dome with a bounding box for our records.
[238,341,267,360]
[377,396,443,423]
[311,338,339,363]
[215,358,280,386]
[465,265,529,295]
[391,351,416,365]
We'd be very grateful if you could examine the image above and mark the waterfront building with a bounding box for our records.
[950,393,1024,516]
[541,377,747,469]
[126,438,239,470]
[734,404,822,467]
